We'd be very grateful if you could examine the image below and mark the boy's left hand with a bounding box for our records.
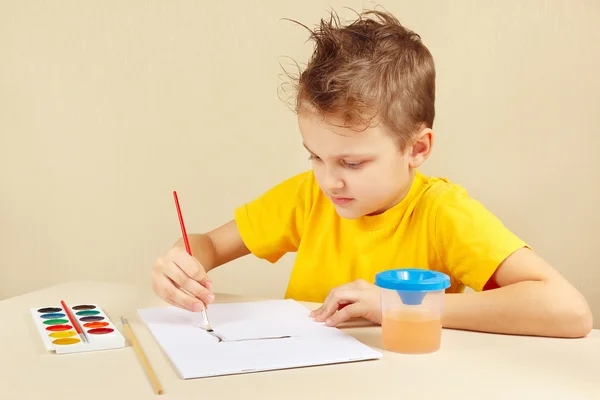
[310,279,382,326]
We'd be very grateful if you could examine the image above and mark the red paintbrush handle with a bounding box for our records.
[173,191,192,256]
[60,300,82,334]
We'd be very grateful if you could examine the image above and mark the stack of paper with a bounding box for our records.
[137,299,382,379]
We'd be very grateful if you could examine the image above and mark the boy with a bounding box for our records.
[151,10,592,338]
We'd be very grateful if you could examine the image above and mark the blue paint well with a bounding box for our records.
[40,313,66,319]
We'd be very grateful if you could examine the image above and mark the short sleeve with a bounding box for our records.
[434,185,528,291]
[234,171,313,263]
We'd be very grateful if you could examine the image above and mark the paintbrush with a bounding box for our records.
[172,190,221,341]
[199,309,224,342]
[61,300,88,344]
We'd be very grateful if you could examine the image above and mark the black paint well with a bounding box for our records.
[72,305,96,310]
[37,307,62,313]
[79,316,104,322]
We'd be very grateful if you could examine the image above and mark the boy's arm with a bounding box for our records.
[152,219,249,311]
[312,247,593,338]
[177,171,313,271]
[311,186,594,338]
[430,185,593,338]
[161,171,311,308]
[174,219,251,272]
[443,247,593,338]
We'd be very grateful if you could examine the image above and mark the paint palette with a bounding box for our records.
[30,303,126,354]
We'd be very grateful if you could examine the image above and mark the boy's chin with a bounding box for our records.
[332,201,391,219]
[332,204,365,220]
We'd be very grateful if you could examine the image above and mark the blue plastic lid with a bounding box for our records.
[375,269,450,292]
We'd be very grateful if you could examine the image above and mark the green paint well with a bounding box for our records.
[43,318,69,325]
[76,310,100,316]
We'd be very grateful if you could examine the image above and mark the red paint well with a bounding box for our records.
[46,324,73,332]
[87,328,114,335]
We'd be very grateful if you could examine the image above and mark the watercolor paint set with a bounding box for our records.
[30,302,126,354]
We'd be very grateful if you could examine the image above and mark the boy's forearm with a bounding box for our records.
[173,233,219,272]
[172,220,251,272]
[442,281,593,338]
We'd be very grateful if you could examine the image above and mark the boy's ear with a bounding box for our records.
[407,127,433,168]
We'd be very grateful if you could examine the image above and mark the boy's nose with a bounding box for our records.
[322,170,345,191]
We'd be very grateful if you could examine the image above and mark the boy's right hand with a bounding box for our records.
[151,247,214,312]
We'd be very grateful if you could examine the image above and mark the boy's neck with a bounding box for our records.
[366,168,417,217]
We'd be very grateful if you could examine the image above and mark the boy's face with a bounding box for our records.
[298,106,431,219]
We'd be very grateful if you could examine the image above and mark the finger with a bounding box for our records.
[311,282,356,317]
[314,290,362,322]
[314,300,350,320]
[204,274,213,290]
[312,293,351,318]
[310,303,346,317]
[156,273,206,312]
[163,260,215,305]
[326,303,366,327]
[171,249,211,286]
[162,293,190,310]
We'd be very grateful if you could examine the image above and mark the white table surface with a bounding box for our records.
[1,280,598,399]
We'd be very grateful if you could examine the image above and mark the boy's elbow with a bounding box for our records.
[555,288,594,338]
[567,305,593,338]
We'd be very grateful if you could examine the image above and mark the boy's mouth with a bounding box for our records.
[331,196,354,205]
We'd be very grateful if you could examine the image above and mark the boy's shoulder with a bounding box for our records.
[252,170,315,199]
[413,172,497,225]
[270,169,321,198]
[416,172,511,237]
[416,172,470,206]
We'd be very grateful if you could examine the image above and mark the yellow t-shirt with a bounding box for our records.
[234,170,527,303]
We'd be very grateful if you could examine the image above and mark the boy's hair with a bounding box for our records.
[285,9,435,150]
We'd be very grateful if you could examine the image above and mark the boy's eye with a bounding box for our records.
[343,161,362,169]
[308,154,362,169]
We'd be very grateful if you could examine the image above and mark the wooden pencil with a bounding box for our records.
[121,316,163,395]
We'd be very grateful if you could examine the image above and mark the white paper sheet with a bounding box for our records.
[137,299,382,379]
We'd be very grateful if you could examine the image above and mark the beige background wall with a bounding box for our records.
[1,1,599,326]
